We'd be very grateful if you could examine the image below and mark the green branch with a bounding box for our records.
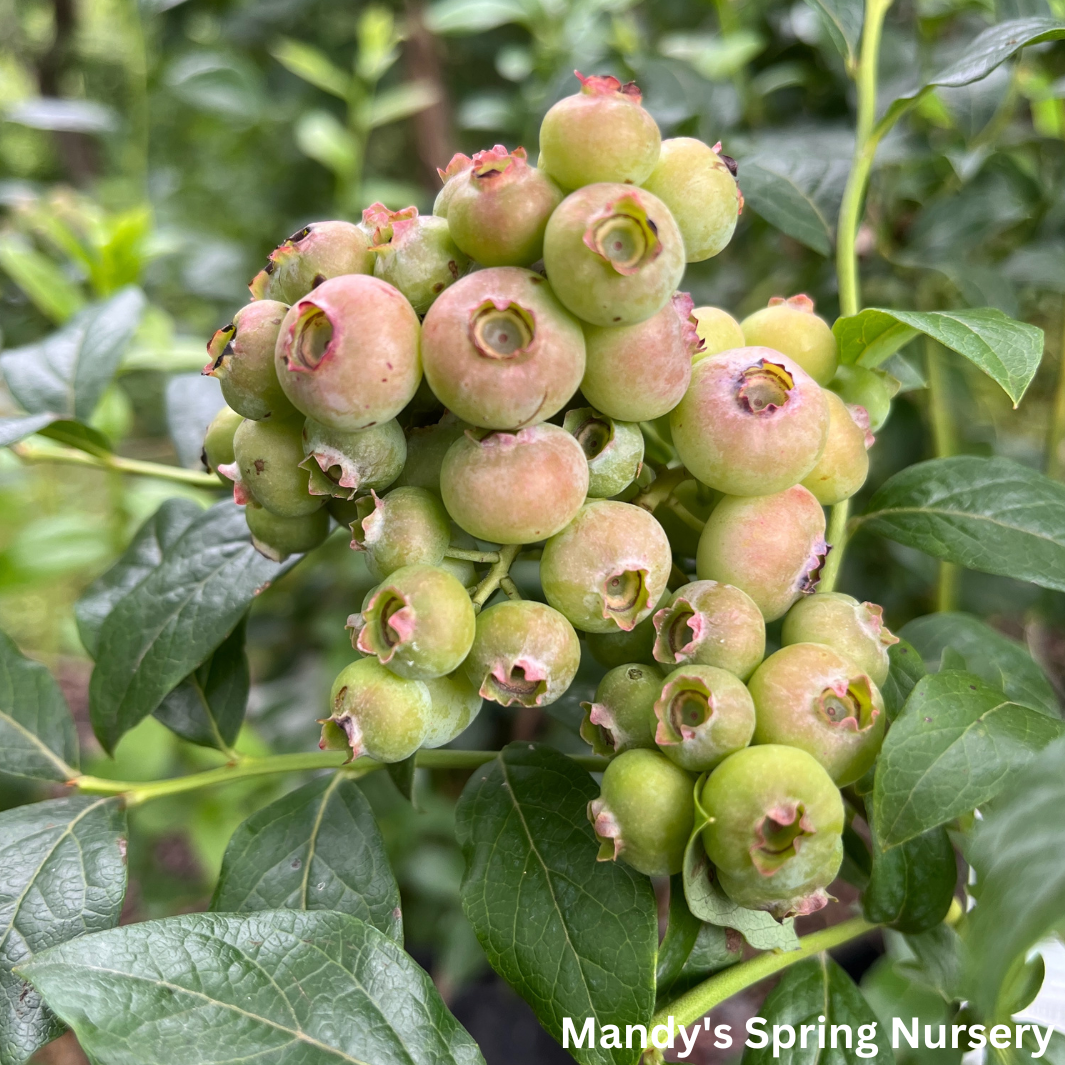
[471,543,521,608]
[12,440,221,489]
[819,499,850,593]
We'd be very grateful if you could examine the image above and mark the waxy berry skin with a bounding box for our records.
[691,305,745,362]
[433,153,474,218]
[800,389,872,505]
[299,417,405,501]
[202,406,242,484]
[245,500,330,562]
[349,486,452,580]
[250,220,374,304]
[422,671,483,749]
[394,414,469,492]
[563,407,645,498]
[274,274,422,433]
[700,744,844,917]
[579,662,661,756]
[228,417,325,518]
[586,590,669,668]
[740,295,839,386]
[830,364,898,433]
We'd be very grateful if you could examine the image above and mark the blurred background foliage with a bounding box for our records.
[3,0,1065,1049]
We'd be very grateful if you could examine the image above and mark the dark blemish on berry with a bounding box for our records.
[312,273,326,288]
[433,282,445,292]
[254,459,265,474]
[613,316,622,322]
[720,154,738,177]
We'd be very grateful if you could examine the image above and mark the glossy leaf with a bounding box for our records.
[211,773,403,943]
[0,796,127,1064]
[20,910,483,1065]
[872,671,1064,847]
[88,501,295,753]
[858,457,1065,592]
[881,639,927,723]
[0,233,85,323]
[656,874,702,1001]
[862,823,956,934]
[901,612,1059,718]
[803,0,863,67]
[456,743,657,1065]
[0,629,79,781]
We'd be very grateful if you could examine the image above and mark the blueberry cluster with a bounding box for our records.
[201,71,900,918]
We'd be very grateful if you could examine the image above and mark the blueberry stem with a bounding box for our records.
[12,440,221,489]
[499,575,522,600]
[663,495,705,534]
[632,465,690,514]
[470,543,522,608]
[445,546,501,563]
[820,500,850,593]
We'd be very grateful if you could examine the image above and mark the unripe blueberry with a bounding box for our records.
[274,274,421,433]
[653,665,755,772]
[321,657,430,762]
[800,390,872,505]
[202,405,242,483]
[362,203,468,315]
[692,306,745,362]
[299,417,405,500]
[250,221,374,303]
[740,295,838,385]
[441,425,589,544]
[351,563,475,680]
[227,417,325,517]
[394,414,469,492]
[696,487,828,622]
[585,590,669,668]
[580,662,661,756]
[563,407,644,498]
[581,292,701,421]
[653,580,765,680]
[781,593,898,688]
[422,670,483,748]
[830,364,899,433]
[245,499,330,562]
[422,268,585,430]
[445,145,563,267]
[588,748,694,876]
[464,599,580,707]
[543,184,685,327]
[349,486,451,579]
[670,347,829,497]
[540,501,672,633]
[433,153,473,218]
[748,643,886,785]
[539,73,661,190]
[700,744,844,917]
[204,301,297,421]
[641,138,740,262]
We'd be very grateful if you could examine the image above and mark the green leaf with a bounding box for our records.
[862,823,956,933]
[0,629,79,781]
[901,612,1059,718]
[803,0,863,67]
[872,671,1064,847]
[386,753,418,806]
[0,287,146,422]
[456,743,657,1065]
[1,796,127,1064]
[424,0,528,34]
[964,735,1065,1018]
[88,501,296,754]
[881,639,927,723]
[742,956,892,1063]
[896,923,962,1003]
[270,38,351,98]
[211,773,403,943]
[369,81,441,127]
[0,414,58,448]
[294,110,358,176]
[19,910,483,1065]
[834,307,1043,405]
[0,233,85,323]
[858,456,1065,592]
[655,874,702,1002]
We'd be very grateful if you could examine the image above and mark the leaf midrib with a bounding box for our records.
[0,710,74,779]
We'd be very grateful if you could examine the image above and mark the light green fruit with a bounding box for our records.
[299,417,405,500]
[232,416,325,517]
[422,670,483,748]
[203,406,242,483]
[245,500,330,562]
[830,364,900,433]
[563,407,645,498]
[394,415,469,492]
[350,486,451,579]
[740,295,839,386]
[579,662,662,756]
[800,390,872,505]
[691,306,745,362]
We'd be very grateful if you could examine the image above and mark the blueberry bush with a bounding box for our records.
[2,0,1065,1063]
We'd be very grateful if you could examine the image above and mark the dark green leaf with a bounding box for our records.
[872,672,1064,847]
[858,457,1065,592]
[88,501,295,753]
[668,922,742,999]
[862,823,956,933]
[0,629,78,781]
[211,772,402,942]
[896,924,961,1002]
[964,735,1065,1017]
[164,373,224,470]
[803,0,863,66]
[386,753,418,806]
[656,874,702,1002]
[20,910,483,1065]
[742,956,892,1064]
[1,796,127,1064]
[456,743,657,1065]
[37,420,112,456]
[840,822,871,889]
[881,639,927,723]
[0,414,60,448]
[901,613,1059,718]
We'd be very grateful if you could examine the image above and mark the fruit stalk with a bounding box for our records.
[471,543,522,607]
[12,440,222,488]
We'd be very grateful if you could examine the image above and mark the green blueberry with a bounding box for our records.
[441,424,589,544]
[353,563,475,680]
[653,664,755,772]
[585,589,669,668]
[579,662,661,756]
[540,501,672,633]
[274,274,422,432]
[800,390,872,505]
[691,305,745,361]
[204,301,297,421]
[563,407,644,498]
[543,184,685,327]
[696,486,828,622]
[422,670,483,748]
[299,417,405,500]
[781,592,898,686]
[740,295,838,386]
[670,347,829,497]
[700,744,844,917]
[653,580,765,680]
[249,220,375,303]
[321,657,430,763]
[446,145,563,266]
[244,499,330,562]
[829,364,899,433]
[421,267,585,430]
[581,293,701,421]
[588,748,694,877]
[349,486,451,579]
[539,73,661,190]
[641,137,740,262]
[229,416,325,517]
[394,414,470,492]
[748,643,887,785]
[202,405,242,484]
[433,152,473,219]
[464,600,580,707]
